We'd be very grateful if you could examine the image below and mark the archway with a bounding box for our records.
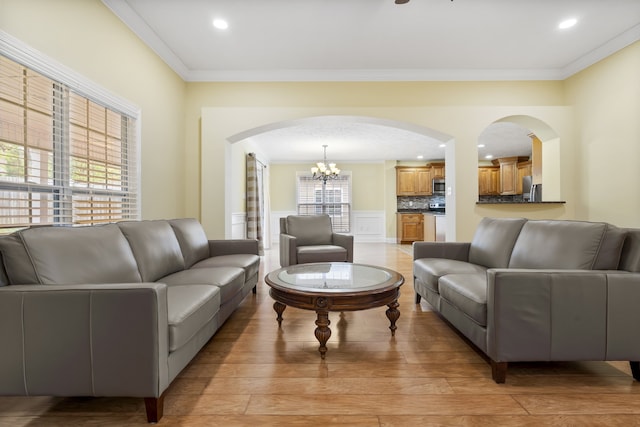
[477,115,560,202]
[225,114,455,243]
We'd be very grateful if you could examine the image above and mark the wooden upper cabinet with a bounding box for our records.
[516,161,532,195]
[499,157,518,195]
[429,162,445,179]
[531,135,542,185]
[396,167,431,196]
[478,166,499,196]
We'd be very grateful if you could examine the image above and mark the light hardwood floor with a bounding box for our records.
[1,242,639,426]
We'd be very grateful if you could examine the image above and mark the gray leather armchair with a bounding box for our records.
[279,214,354,267]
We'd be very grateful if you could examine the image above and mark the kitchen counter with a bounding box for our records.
[397,209,446,215]
[476,201,565,205]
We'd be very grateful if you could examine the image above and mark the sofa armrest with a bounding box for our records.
[0,283,169,398]
[279,233,297,267]
[413,241,470,261]
[486,269,640,363]
[208,239,259,256]
[332,233,354,262]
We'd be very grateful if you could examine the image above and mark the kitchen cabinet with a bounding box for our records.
[424,214,446,242]
[516,161,532,195]
[428,162,445,179]
[397,213,424,244]
[499,157,518,195]
[478,166,499,196]
[396,167,432,196]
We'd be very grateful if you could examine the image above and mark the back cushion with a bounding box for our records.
[0,233,39,284]
[592,224,627,270]
[169,218,210,268]
[468,217,527,268]
[509,220,613,270]
[19,224,142,284]
[118,220,185,282]
[618,228,640,272]
[286,215,333,246]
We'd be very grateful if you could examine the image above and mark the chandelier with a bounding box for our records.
[311,145,340,183]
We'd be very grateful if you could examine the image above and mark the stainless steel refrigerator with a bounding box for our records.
[523,176,542,202]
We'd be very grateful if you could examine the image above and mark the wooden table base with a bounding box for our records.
[270,290,401,358]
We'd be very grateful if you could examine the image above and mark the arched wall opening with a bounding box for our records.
[477,115,561,202]
[223,114,456,244]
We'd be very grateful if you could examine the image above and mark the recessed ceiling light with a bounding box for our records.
[416,155,424,159]
[485,155,493,159]
[477,144,485,148]
[213,18,229,30]
[439,144,446,148]
[558,18,577,29]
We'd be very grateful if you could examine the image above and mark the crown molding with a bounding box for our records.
[101,1,640,83]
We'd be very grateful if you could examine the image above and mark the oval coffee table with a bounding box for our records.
[265,262,405,358]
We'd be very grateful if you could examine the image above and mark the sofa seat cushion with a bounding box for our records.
[160,267,245,303]
[167,284,221,352]
[414,258,486,294]
[192,254,260,280]
[438,273,488,327]
[297,245,347,264]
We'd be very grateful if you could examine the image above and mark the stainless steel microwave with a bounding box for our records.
[432,178,446,195]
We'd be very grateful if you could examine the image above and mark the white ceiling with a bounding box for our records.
[103,0,640,162]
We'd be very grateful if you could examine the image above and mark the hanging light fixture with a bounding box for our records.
[311,145,340,183]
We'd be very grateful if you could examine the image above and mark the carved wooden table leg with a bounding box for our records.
[314,310,331,359]
[386,300,400,336]
[273,301,286,326]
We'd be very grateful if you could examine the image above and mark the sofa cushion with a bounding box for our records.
[118,220,185,282]
[0,233,39,285]
[167,284,221,352]
[160,267,245,303]
[286,215,333,246]
[413,258,486,294]
[17,224,141,284]
[468,217,527,268]
[192,254,260,280]
[509,220,614,270]
[169,218,210,268]
[593,224,627,270]
[619,229,640,272]
[439,273,488,327]
[297,245,347,264]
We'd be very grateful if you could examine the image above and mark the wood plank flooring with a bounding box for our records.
[1,242,639,426]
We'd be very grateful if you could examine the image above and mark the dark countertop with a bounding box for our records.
[397,209,446,215]
[476,201,566,205]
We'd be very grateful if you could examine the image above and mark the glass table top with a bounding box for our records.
[268,263,402,293]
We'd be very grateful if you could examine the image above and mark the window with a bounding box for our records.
[296,172,351,232]
[0,41,139,233]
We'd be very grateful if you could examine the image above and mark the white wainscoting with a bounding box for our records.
[270,210,386,243]
[231,212,247,239]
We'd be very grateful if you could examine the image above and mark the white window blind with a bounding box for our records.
[296,172,351,233]
[0,54,139,232]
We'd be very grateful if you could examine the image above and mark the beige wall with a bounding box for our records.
[270,163,386,212]
[1,0,187,220]
[5,1,637,238]
[565,42,640,227]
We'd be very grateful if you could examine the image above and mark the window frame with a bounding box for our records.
[296,170,351,233]
[0,30,141,231]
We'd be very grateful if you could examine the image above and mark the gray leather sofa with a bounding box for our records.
[0,218,260,422]
[279,214,354,267]
[413,217,640,383]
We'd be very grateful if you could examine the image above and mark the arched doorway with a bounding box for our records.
[225,114,455,244]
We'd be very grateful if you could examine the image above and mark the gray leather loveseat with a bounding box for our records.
[413,217,640,383]
[0,218,260,422]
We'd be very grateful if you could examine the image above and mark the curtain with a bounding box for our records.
[246,153,264,255]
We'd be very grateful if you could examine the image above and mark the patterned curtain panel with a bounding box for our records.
[246,153,264,255]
